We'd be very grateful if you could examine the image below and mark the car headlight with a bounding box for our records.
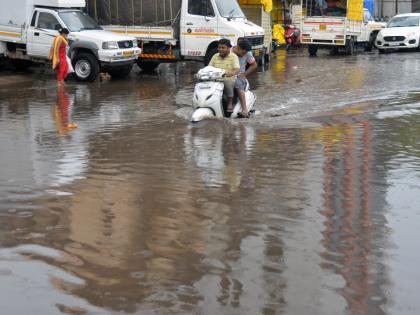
[407,32,416,37]
[102,41,119,50]
[133,39,138,47]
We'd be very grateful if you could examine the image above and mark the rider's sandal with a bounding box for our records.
[237,112,250,119]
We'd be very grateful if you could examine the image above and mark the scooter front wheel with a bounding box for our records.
[191,108,216,123]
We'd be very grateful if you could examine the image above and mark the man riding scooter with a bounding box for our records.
[232,39,258,118]
[208,39,240,116]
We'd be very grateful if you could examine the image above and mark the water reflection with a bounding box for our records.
[53,86,78,135]
[1,55,420,314]
[184,124,255,191]
[311,109,388,315]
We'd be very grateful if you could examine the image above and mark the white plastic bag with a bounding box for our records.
[66,56,74,74]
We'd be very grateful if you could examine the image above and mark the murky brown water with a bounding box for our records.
[1,51,420,315]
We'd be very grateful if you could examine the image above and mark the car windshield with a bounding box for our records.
[214,0,245,19]
[59,11,102,32]
[388,16,420,27]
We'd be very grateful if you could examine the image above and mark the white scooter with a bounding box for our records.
[191,66,256,123]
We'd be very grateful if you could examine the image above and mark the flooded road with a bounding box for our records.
[1,51,420,315]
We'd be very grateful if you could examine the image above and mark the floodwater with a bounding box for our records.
[1,50,420,315]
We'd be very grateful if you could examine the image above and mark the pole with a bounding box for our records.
[132,0,135,25]
[94,0,97,20]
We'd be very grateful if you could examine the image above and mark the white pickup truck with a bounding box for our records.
[0,0,141,81]
[300,0,386,56]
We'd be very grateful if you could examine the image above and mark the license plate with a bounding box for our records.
[123,50,134,56]
[319,24,327,30]
[254,49,260,57]
[389,42,400,46]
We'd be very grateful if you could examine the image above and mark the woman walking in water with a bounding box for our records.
[49,28,70,85]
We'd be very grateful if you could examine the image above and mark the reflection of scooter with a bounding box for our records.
[285,25,300,51]
[184,124,256,190]
[191,67,256,123]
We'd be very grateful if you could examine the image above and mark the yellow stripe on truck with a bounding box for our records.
[0,31,21,37]
[140,54,177,59]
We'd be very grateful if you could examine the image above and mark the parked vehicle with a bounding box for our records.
[85,0,265,71]
[375,13,420,53]
[300,0,385,56]
[0,0,140,81]
[364,8,387,51]
[285,25,301,50]
[191,66,256,122]
[239,2,273,63]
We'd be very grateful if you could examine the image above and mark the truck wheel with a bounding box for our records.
[331,47,339,55]
[11,59,32,71]
[345,38,355,55]
[73,52,100,82]
[205,47,218,65]
[264,51,271,64]
[365,41,373,52]
[137,60,160,72]
[108,65,133,79]
[308,45,318,56]
[365,34,375,52]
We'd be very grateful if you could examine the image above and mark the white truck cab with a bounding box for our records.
[90,0,265,71]
[180,0,265,61]
[0,0,141,81]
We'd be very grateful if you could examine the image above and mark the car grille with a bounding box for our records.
[118,40,134,49]
[384,36,405,42]
[244,36,264,46]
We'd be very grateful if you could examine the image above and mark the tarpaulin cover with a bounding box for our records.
[347,0,363,21]
[239,0,273,12]
[85,0,182,25]
[364,0,374,15]
[272,24,285,44]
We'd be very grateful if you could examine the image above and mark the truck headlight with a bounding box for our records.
[102,41,119,50]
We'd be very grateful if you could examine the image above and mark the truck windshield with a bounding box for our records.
[214,0,245,19]
[59,11,102,32]
[388,16,420,27]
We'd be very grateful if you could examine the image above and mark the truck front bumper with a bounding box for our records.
[98,48,141,63]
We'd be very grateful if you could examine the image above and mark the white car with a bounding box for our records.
[376,13,420,52]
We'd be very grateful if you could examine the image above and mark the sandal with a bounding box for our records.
[237,112,250,119]
[225,107,233,118]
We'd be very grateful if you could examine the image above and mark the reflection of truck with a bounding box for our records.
[0,0,140,81]
[300,0,384,55]
[86,0,265,71]
[239,2,273,63]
